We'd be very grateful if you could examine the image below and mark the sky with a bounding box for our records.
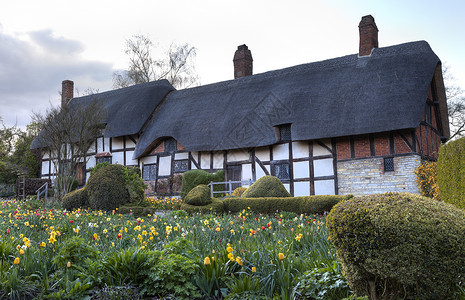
[1,0,464,128]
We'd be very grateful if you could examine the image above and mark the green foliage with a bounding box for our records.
[87,164,130,211]
[296,261,351,300]
[143,253,200,299]
[181,197,224,214]
[62,187,89,210]
[0,268,39,299]
[90,284,141,300]
[180,169,224,199]
[122,166,146,204]
[184,184,212,206]
[224,195,352,215]
[437,137,465,208]
[232,186,247,197]
[242,176,291,198]
[53,236,98,268]
[117,205,155,217]
[326,192,465,300]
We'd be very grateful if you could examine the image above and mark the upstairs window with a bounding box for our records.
[164,138,177,153]
[277,124,292,142]
[95,152,112,165]
[425,102,432,125]
[174,160,188,173]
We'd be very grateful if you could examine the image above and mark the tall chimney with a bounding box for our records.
[233,44,253,79]
[61,80,74,107]
[358,15,378,56]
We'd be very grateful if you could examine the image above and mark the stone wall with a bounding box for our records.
[337,154,421,196]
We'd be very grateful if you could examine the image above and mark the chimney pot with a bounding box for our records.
[61,80,74,107]
[358,15,379,56]
[233,44,253,78]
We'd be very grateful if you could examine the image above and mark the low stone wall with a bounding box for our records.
[337,155,421,196]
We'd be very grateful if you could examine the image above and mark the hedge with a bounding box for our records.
[437,137,465,208]
[242,175,291,198]
[180,198,224,214]
[180,169,224,199]
[223,195,352,215]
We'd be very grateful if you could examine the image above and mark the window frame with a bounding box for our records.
[274,162,290,180]
[173,159,189,173]
[142,164,157,181]
[384,157,394,172]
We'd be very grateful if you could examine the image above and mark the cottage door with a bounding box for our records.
[75,163,86,187]
[227,165,242,190]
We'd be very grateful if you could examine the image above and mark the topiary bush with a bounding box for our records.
[224,195,351,215]
[62,187,89,210]
[326,192,465,300]
[231,187,247,197]
[184,184,212,206]
[181,198,224,214]
[437,137,465,208]
[180,169,224,199]
[86,164,130,211]
[241,176,291,198]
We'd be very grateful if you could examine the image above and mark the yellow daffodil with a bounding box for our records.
[252,266,257,273]
[204,257,211,265]
[13,257,20,265]
[278,253,285,260]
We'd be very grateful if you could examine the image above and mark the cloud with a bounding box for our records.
[0,26,114,128]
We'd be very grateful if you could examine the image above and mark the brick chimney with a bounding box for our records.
[233,44,253,79]
[61,80,74,107]
[358,15,378,56]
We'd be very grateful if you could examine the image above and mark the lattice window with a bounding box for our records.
[174,160,188,173]
[164,138,177,153]
[384,157,394,172]
[96,156,111,165]
[275,163,290,180]
[278,124,292,141]
[142,164,157,181]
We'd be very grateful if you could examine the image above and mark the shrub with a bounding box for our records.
[224,195,351,215]
[241,176,291,198]
[232,187,247,197]
[53,236,98,268]
[62,187,89,210]
[86,164,130,211]
[181,197,224,214]
[184,184,212,206]
[180,169,224,199]
[326,192,465,300]
[437,137,465,208]
[415,160,439,200]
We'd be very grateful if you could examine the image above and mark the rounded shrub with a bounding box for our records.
[241,176,291,198]
[326,192,465,300]
[180,169,224,199]
[232,186,247,197]
[62,187,89,210]
[86,164,130,211]
[184,184,212,206]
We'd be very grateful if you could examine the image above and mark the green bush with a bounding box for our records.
[86,164,130,211]
[181,197,224,214]
[62,187,89,210]
[223,195,351,215]
[437,137,465,208]
[232,187,247,197]
[242,176,291,198]
[180,169,224,199]
[184,184,212,206]
[326,192,465,300]
[117,205,155,217]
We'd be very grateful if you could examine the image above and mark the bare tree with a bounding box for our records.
[32,100,106,199]
[113,35,199,89]
[444,64,465,140]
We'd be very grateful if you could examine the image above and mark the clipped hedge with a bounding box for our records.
[180,169,224,199]
[437,137,465,208]
[62,187,89,211]
[223,195,352,215]
[184,184,212,206]
[326,192,465,299]
[242,176,291,198]
[181,197,224,214]
[117,205,156,217]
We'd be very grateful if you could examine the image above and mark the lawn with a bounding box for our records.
[0,198,351,299]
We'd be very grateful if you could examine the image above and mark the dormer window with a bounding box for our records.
[277,124,292,142]
[164,138,177,153]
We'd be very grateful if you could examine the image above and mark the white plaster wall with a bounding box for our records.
[242,164,253,186]
[112,152,124,165]
[49,160,56,174]
[294,181,310,196]
[255,162,268,179]
[104,138,110,152]
[87,142,96,154]
[41,161,49,176]
[283,183,290,193]
[126,137,136,148]
[86,157,96,169]
[175,153,189,160]
[112,137,124,150]
[42,152,50,159]
[126,151,138,166]
[313,139,332,156]
[213,152,224,169]
[273,143,289,160]
[293,161,309,179]
[227,149,249,162]
[140,156,157,165]
[292,141,308,159]
[96,138,103,153]
[158,156,171,176]
[314,179,335,195]
[200,152,211,169]
[255,147,270,162]
[314,158,334,177]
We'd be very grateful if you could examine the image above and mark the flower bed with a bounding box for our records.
[0,198,349,299]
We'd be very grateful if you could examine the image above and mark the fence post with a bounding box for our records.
[209,182,213,198]
[228,180,232,195]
